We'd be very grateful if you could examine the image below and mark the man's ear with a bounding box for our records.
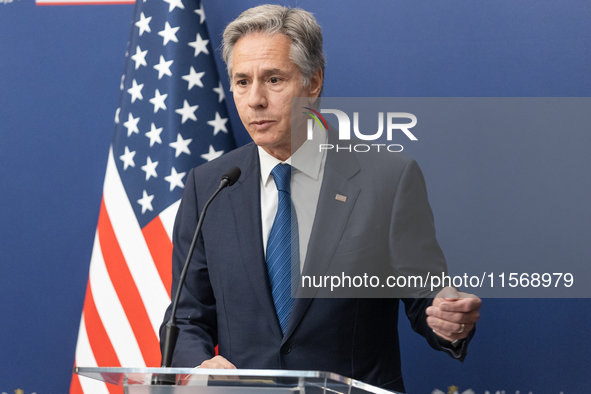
[307,68,323,102]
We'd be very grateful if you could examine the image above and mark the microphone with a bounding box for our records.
[219,166,241,188]
[159,166,241,374]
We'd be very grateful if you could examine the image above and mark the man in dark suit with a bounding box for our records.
[160,5,481,392]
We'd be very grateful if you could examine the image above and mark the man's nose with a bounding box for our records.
[247,81,268,108]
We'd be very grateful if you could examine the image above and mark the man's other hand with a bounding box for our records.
[198,355,237,369]
[426,286,481,342]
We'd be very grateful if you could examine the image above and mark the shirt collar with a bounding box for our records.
[258,123,327,186]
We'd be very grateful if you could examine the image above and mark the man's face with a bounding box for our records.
[231,32,321,161]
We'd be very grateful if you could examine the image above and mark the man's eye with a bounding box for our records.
[236,79,248,86]
[269,77,280,84]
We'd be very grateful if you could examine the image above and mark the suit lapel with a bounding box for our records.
[283,143,361,341]
[227,144,284,341]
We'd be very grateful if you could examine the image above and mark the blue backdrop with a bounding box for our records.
[0,1,589,393]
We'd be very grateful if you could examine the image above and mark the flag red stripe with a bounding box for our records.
[69,372,83,394]
[142,217,173,299]
[97,200,161,367]
[82,284,123,394]
[37,1,134,5]
[84,283,120,367]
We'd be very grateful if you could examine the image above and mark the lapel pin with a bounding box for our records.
[335,194,347,202]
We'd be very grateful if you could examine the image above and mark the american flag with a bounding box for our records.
[70,0,236,392]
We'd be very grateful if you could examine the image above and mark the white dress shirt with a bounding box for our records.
[258,125,327,271]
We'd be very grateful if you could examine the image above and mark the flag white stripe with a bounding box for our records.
[159,199,181,242]
[103,147,171,335]
[75,316,110,394]
[89,230,145,367]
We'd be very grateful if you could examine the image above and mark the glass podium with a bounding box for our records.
[74,367,401,394]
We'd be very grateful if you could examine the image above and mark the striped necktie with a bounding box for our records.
[266,163,300,334]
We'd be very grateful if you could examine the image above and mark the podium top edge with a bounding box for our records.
[73,367,400,394]
[74,367,347,381]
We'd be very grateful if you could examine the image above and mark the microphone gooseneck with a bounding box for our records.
[160,166,241,369]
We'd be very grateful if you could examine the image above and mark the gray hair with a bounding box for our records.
[221,4,325,91]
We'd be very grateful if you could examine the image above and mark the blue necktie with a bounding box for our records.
[266,163,300,334]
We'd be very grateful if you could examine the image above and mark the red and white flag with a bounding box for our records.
[70,0,235,392]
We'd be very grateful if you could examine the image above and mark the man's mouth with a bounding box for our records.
[250,120,276,131]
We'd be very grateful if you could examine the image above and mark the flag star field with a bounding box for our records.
[114,0,235,228]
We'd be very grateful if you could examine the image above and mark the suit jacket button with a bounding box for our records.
[280,344,291,354]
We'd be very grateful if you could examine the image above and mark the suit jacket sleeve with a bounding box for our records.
[389,158,473,360]
[159,168,218,367]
